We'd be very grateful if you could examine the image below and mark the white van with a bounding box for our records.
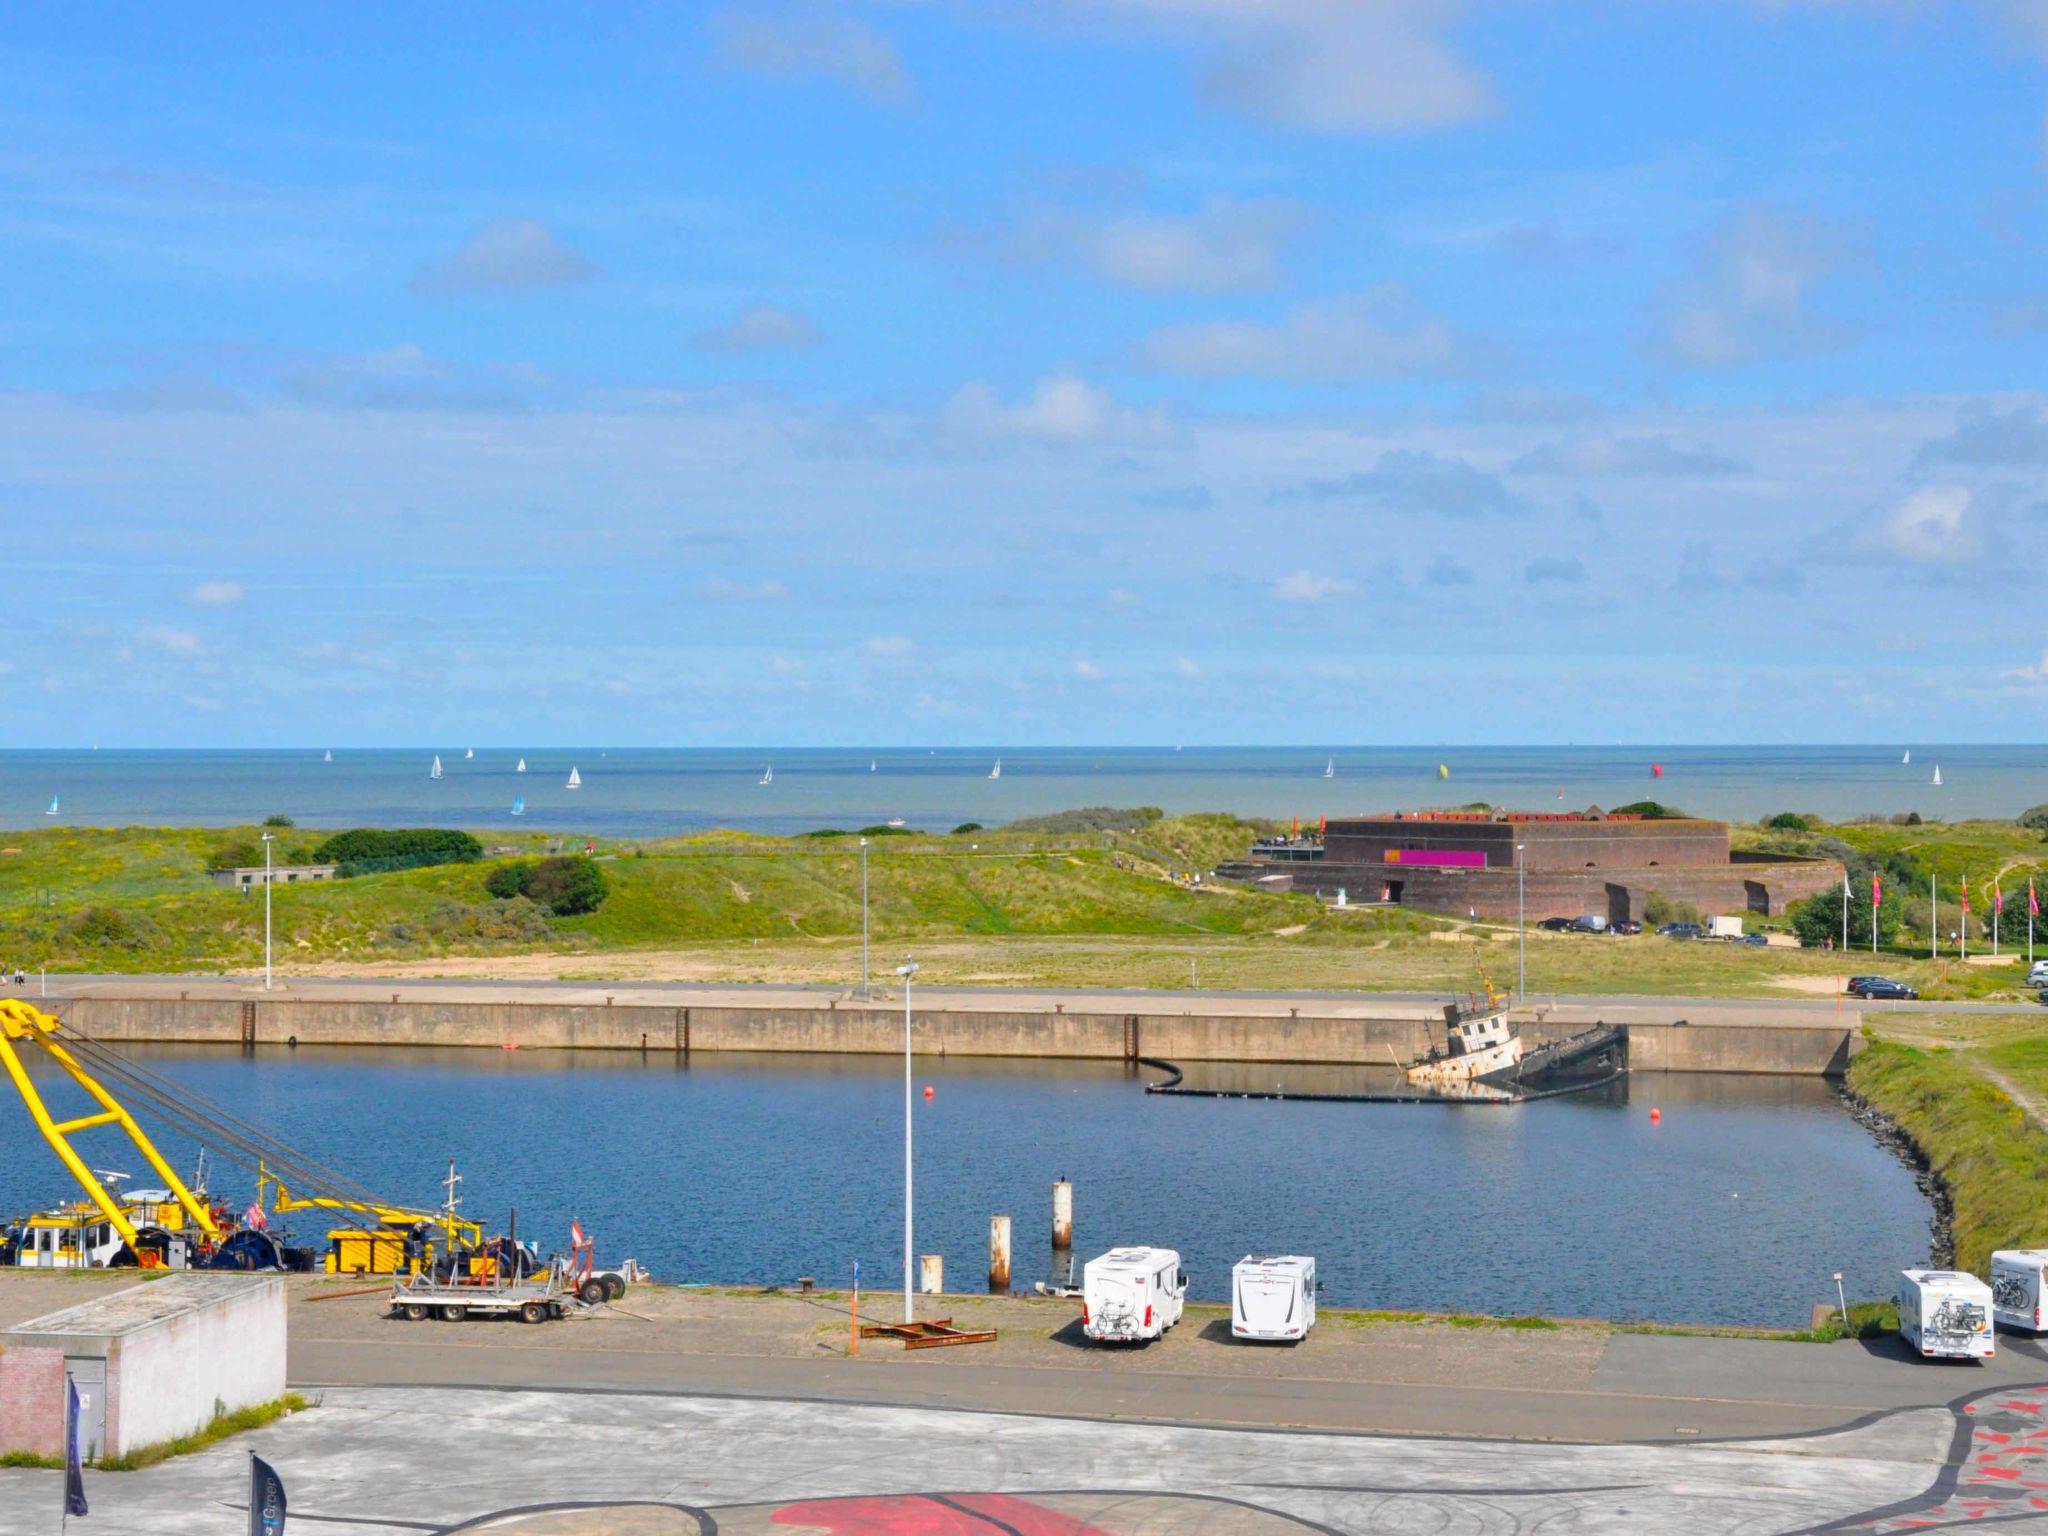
[1898,1269,1995,1360]
[1232,1255,1316,1342]
[1991,1250,2048,1332]
[1082,1247,1186,1343]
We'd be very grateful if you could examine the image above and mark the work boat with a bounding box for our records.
[1406,987,1523,1086]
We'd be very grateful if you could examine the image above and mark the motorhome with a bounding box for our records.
[1991,1250,2048,1332]
[1898,1269,1995,1360]
[1082,1247,1186,1344]
[1231,1255,1316,1342]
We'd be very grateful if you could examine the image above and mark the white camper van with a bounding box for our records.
[1898,1269,1995,1360]
[1991,1250,2048,1332]
[1082,1247,1186,1344]
[1231,1255,1316,1342]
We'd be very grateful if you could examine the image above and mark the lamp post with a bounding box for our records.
[1515,843,1527,1000]
[1833,1270,1850,1334]
[261,832,275,992]
[860,838,871,1000]
[896,959,919,1323]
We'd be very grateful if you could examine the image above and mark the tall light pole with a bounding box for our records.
[896,959,919,1323]
[261,832,276,992]
[860,838,871,1000]
[1515,843,1527,1001]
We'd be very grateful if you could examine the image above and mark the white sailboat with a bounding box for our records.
[511,796,526,817]
[759,765,774,785]
[989,759,1001,780]
[1932,765,1943,787]
[1323,758,1335,779]
[516,758,527,773]
[464,748,474,760]
[430,756,443,780]
[323,749,333,763]
[43,796,59,818]
[869,759,877,773]
[1902,750,1911,765]
[566,766,582,790]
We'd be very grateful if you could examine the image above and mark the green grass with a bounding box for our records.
[1848,1038,2048,1273]
[92,1392,308,1472]
[0,1450,62,1468]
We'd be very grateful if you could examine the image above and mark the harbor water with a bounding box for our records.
[1,744,2042,835]
[0,1045,1932,1329]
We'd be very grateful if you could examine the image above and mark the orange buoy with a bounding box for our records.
[1649,1106,1661,1122]
[923,1085,935,1100]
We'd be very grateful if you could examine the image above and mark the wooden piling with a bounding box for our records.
[988,1214,1011,1293]
[1052,1179,1073,1249]
[920,1254,944,1294]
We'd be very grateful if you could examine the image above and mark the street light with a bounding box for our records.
[896,958,919,1323]
[1833,1270,1850,1335]
[860,838,871,1000]
[1515,843,1527,1001]
[261,833,276,992]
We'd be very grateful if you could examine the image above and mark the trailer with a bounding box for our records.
[1991,1249,2048,1333]
[1082,1247,1185,1344]
[388,1267,579,1324]
[1898,1269,1995,1360]
[1231,1255,1316,1342]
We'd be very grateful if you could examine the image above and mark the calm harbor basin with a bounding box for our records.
[0,1045,1928,1329]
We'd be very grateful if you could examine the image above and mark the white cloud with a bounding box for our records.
[412,219,595,295]
[1864,486,1979,566]
[1270,570,1355,604]
[2006,647,2048,683]
[1105,587,1141,611]
[943,375,1170,446]
[1142,291,1461,380]
[712,8,911,106]
[184,579,245,608]
[1074,657,1104,679]
[1658,205,1847,368]
[1174,655,1203,677]
[768,655,805,673]
[866,634,916,656]
[1008,198,1305,294]
[696,303,821,353]
[696,576,789,600]
[1511,434,1749,478]
[1094,1,1496,134]
[1525,555,1588,584]
[133,624,208,660]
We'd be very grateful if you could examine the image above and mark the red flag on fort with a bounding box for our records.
[1872,873,1882,908]
[1291,816,1299,837]
[1318,813,1326,836]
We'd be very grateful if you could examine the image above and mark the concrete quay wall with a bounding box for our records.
[60,994,1860,1075]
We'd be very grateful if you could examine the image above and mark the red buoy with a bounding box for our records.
[1651,763,1664,778]
[923,1085,935,1100]
[1650,1106,1662,1122]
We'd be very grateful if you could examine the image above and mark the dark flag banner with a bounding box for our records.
[249,1453,287,1536]
[63,1375,87,1519]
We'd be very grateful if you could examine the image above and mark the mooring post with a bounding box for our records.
[989,1214,1011,1293]
[1052,1178,1073,1249]
[920,1253,944,1294]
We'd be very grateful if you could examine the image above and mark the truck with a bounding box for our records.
[1991,1250,2048,1333]
[1082,1247,1186,1344]
[1707,915,1744,940]
[1898,1269,1995,1360]
[1231,1254,1316,1342]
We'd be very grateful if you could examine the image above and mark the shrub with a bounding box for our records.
[313,829,484,875]
[1610,801,1685,819]
[262,814,295,828]
[1790,885,1900,948]
[482,857,609,916]
[1642,891,1702,927]
[952,822,985,835]
[1764,812,1815,832]
[1005,807,1163,834]
[855,824,916,838]
[209,841,262,871]
[798,829,850,839]
[67,906,150,949]
[2022,804,2048,831]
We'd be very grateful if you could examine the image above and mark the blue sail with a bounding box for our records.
[511,796,526,816]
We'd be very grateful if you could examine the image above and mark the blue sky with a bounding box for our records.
[5,1,2048,745]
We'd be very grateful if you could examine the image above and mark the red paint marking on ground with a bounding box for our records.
[1971,1466,2023,1481]
[2001,1401,2042,1413]
[770,1494,1118,1536]
[1979,1432,2012,1444]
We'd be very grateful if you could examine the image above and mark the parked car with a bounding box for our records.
[1848,977,1919,1000]
[1659,922,1705,940]
[1538,917,1575,932]
[2029,960,2048,987]
[1568,914,1608,933]
[1738,933,1768,946]
[1610,920,1642,936]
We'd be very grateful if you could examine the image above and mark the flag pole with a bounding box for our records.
[1841,872,1849,953]
[1930,870,1938,962]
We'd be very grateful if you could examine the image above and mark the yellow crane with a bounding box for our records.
[256,1165,480,1275]
[0,998,218,1252]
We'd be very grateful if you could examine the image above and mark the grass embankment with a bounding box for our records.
[0,1394,308,1472]
[1848,1037,2048,1274]
[2,812,2045,999]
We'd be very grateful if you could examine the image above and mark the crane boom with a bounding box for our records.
[0,999,220,1243]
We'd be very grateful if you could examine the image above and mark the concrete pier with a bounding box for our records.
[38,978,1865,1075]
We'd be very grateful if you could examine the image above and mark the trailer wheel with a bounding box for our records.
[578,1279,608,1306]
[602,1273,627,1301]
[520,1301,547,1324]
[440,1305,467,1322]
[401,1302,430,1322]
[550,1301,566,1319]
